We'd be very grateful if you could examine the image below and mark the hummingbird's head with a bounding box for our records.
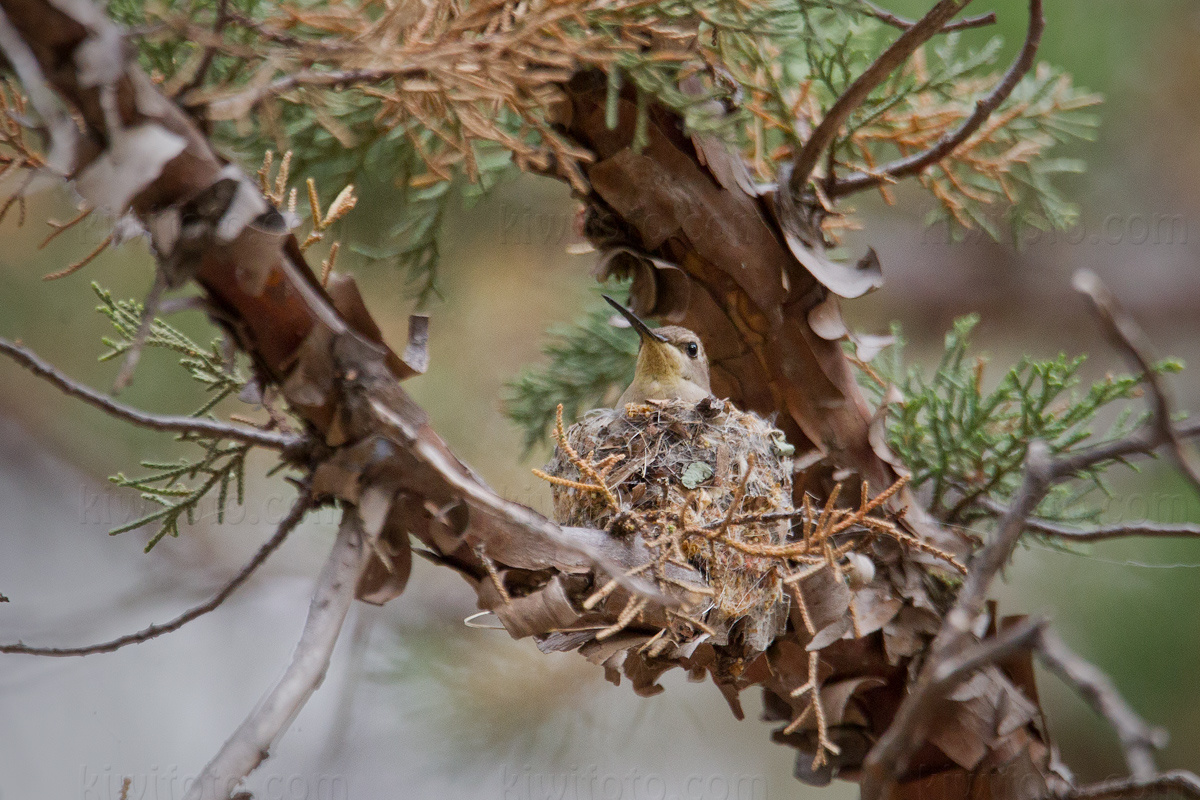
[603,295,711,400]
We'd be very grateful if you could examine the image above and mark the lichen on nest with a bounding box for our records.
[540,397,796,654]
[528,399,970,770]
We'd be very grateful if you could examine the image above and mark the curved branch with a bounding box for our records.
[984,501,1200,543]
[1073,269,1200,497]
[828,0,1045,198]
[788,0,977,196]
[862,2,996,33]
[0,337,300,451]
[184,508,370,800]
[1054,417,1200,478]
[1037,628,1168,780]
[0,492,312,657]
[1063,772,1200,800]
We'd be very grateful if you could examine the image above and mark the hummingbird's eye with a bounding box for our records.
[685,342,699,358]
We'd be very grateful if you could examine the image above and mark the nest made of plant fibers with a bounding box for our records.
[530,400,971,773]
[543,397,796,654]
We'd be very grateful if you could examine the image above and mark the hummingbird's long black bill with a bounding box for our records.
[603,295,667,343]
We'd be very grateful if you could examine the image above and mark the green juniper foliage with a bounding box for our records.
[862,315,1184,528]
[94,284,258,551]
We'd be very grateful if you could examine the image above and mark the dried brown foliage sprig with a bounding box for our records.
[117,0,1099,246]
[255,149,356,283]
[0,77,42,225]
[166,0,704,192]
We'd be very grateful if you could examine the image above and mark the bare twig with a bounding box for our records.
[861,2,996,33]
[183,509,371,800]
[1073,269,1200,497]
[942,443,1054,640]
[788,0,975,195]
[1037,628,1168,780]
[0,337,300,450]
[1033,519,1200,541]
[829,0,1045,198]
[1062,772,1200,800]
[1050,417,1200,479]
[0,492,312,657]
[980,498,1200,542]
[41,231,112,280]
[173,0,230,101]
[935,615,1046,681]
[38,206,93,248]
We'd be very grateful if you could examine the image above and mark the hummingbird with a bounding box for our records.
[603,295,712,406]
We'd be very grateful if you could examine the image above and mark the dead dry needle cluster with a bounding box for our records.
[0,78,43,227]
[257,150,358,284]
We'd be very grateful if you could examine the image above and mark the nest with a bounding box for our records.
[527,399,970,772]
[541,397,795,655]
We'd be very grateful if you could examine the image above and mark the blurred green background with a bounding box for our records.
[2,1,1199,797]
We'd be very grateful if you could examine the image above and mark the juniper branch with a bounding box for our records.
[829,0,1045,197]
[863,270,1200,798]
[981,497,1200,542]
[788,0,976,194]
[0,492,312,657]
[0,337,299,451]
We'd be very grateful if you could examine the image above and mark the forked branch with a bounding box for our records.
[861,2,996,33]
[788,0,976,196]
[828,0,1045,198]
